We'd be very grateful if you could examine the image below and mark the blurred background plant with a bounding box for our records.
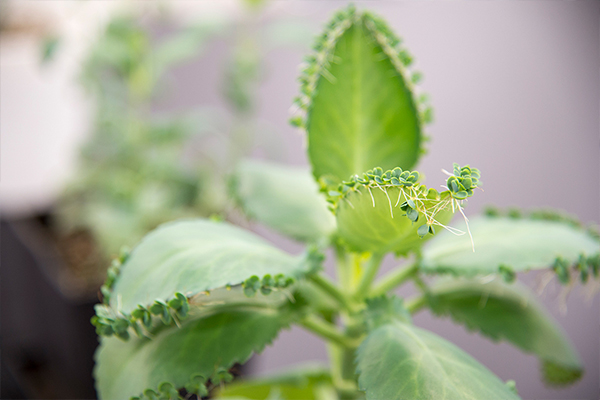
[52,12,227,292]
[48,0,311,297]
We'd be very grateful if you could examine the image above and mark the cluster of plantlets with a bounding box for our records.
[328,163,481,242]
[242,273,297,297]
[483,207,600,285]
[92,5,599,400]
[92,292,191,341]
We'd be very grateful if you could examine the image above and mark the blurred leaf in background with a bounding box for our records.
[53,1,312,294]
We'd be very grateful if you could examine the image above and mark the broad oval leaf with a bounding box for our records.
[231,159,336,243]
[337,186,454,255]
[215,364,334,400]
[95,309,291,400]
[304,10,423,184]
[110,219,319,315]
[421,216,599,276]
[428,278,582,385]
[356,322,521,400]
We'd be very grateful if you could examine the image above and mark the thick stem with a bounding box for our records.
[299,315,359,349]
[328,244,362,398]
[353,253,384,299]
[309,274,353,312]
[413,274,429,293]
[334,242,352,291]
[405,295,428,314]
[369,262,419,297]
[327,343,359,396]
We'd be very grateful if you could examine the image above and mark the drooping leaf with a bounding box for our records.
[231,159,336,242]
[421,216,599,277]
[356,322,521,400]
[215,364,334,400]
[300,8,424,185]
[428,278,583,385]
[335,181,455,255]
[95,308,293,400]
[107,219,321,316]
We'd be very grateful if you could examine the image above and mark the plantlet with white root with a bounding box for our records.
[92,6,599,400]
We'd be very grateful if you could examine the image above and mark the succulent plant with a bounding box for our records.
[92,5,599,400]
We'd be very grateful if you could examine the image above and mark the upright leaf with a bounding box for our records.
[428,278,583,385]
[421,216,599,277]
[299,8,424,184]
[95,308,292,400]
[231,159,336,242]
[356,322,521,400]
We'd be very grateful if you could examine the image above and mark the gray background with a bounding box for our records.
[2,1,598,399]
[179,2,598,399]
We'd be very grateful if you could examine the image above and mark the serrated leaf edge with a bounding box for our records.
[290,6,432,151]
[93,247,324,340]
[94,312,295,400]
[428,283,584,386]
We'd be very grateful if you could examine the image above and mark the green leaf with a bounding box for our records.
[304,10,423,184]
[109,219,320,315]
[356,322,521,400]
[428,278,583,385]
[421,216,599,276]
[364,296,411,331]
[231,159,336,242]
[215,364,334,400]
[95,309,292,400]
[336,185,454,255]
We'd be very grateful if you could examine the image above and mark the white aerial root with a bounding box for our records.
[375,183,394,218]
[582,278,600,304]
[395,189,403,207]
[344,197,355,209]
[348,182,475,247]
[455,198,475,252]
[535,270,556,296]
[368,187,375,207]
[558,282,575,315]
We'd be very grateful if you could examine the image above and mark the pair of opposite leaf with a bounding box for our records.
[93,5,600,400]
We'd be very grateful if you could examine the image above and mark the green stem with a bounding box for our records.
[405,295,428,314]
[309,274,353,312]
[300,315,359,349]
[413,274,429,293]
[327,343,359,395]
[369,262,419,297]
[354,253,384,299]
[334,242,352,291]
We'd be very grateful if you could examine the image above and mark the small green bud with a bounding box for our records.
[505,380,518,395]
[417,224,430,238]
[498,265,516,283]
[553,258,570,284]
[406,208,419,222]
[150,301,166,315]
